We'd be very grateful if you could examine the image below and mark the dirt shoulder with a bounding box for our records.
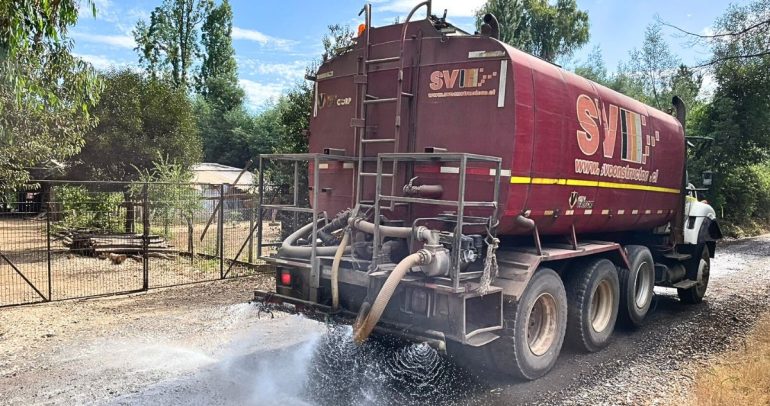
[689,309,770,405]
[0,274,313,405]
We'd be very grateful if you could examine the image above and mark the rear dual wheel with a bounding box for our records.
[565,258,620,352]
[618,245,655,327]
[452,268,568,380]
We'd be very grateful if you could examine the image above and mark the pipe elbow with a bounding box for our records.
[513,214,535,231]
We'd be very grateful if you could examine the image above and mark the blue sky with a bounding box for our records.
[71,0,745,111]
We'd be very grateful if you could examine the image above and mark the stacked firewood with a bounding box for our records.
[60,231,176,262]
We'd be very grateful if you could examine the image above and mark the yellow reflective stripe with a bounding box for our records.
[509,176,532,184]
[508,176,679,194]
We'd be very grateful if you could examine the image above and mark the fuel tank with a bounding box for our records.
[307,20,684,236]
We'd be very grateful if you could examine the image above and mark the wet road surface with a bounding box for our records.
[2,236,769,405]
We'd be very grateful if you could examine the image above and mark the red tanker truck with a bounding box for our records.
[253,1,722,379]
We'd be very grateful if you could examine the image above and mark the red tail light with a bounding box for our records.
[280,271,292,286]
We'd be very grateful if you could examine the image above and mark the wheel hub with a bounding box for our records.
[526,293,557,356]
[696,258,710,295]
[633,262,652,309]
[591,279,613,332]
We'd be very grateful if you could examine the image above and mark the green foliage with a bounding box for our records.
[55,186,124,231]
[130,154,202,237]
[706,164,770,225]
[275,85,313,154]
[572,31,702,113]
[70,69,202,181]
[196,97,281,167]
[573,46,608,84]
[133,0,213,90]
[670,65,703,112]
[707,0,770,66]
[273,24,355,156]
[476,0,590,62]
[625,24,680,110]
[194,0,259,167]
[321,24,355,62]
[0,0,102,192]
[198,0,243,111]
[686,0,770,230]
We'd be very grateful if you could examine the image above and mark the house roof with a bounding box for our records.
[190,163,256,191]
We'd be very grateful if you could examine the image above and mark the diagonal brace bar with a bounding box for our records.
[0,251,48,301]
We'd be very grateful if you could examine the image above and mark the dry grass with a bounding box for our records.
[691,315,770,405]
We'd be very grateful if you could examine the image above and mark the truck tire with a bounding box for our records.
[483,268,568,380]
[678,245,710,304]
[565,258,619,352]
[618,245,655,327]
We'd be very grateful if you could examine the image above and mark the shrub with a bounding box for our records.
[55,186,124,231]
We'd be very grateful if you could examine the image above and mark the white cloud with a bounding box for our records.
[239,79,288,111]
[238,59,308,81]
[73,53,129,70]
[72,32,136,49]
[232,27,296,49]
[374,0,486,18]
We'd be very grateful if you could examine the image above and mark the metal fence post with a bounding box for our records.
[46,209,52,301]
[218,184,225,279]
[248,193,255,264]
[142,183,149,290]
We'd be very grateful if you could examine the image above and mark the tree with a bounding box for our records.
[475,0,590,62]
[574,45,609,84]
[70,70,202,182]
[669,65,702,111]
[70,69,201,232]
[276,25,355,155]
[321,24,356,62]
[0,0,102,192]
[475,0,529,49]
[195,97,279,167]
[131,154,201,241]
[626,23,680,110]
[686,0,770,225]
[658,0,770,67]
[133,0,213,90]
[195,0,253,166]
[198,0,243,111]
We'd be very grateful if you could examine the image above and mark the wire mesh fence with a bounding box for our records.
[0,180,278,307]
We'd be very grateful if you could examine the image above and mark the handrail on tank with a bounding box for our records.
[401,1,432,43]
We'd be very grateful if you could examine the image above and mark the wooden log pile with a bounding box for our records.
[60,231,177,259]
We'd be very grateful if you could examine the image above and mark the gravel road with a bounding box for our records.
[1,235,769,405]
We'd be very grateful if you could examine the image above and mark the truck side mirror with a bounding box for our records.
[702,170,713,187]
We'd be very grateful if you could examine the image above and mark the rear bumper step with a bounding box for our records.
[252,290,450,350]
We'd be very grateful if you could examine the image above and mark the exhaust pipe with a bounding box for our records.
[672,96,687,129]
[481,13,500,40]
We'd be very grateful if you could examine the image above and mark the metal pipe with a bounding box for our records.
[481,13,500,39]
[514,214,535,231]
[278,220,350,258]
[403,183,443,198]
[349,217,412,239]
[349,217,439,245]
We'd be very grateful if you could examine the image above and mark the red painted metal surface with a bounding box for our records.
[308,20,684,237]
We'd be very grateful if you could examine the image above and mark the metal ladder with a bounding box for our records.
[354,1,431,207]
